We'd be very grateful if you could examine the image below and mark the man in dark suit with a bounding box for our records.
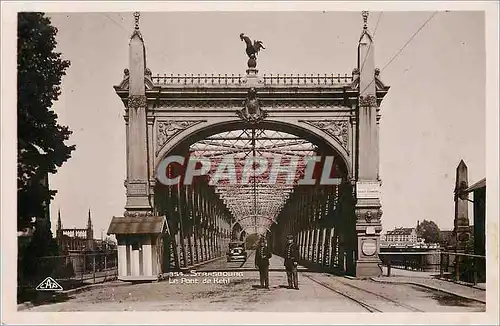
[284,234,300,290]
[255,236,272,289]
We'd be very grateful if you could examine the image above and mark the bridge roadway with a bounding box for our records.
[21,251,485,312]
[194,249,305,272]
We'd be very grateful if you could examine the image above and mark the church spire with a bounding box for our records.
[57,209,62,230]
[87,208,92,229]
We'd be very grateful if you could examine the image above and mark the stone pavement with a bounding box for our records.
[200,254,486,304]
[18,251,487,312]
[19,268,486,312]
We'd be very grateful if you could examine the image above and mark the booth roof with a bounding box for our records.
[107,215,167,235]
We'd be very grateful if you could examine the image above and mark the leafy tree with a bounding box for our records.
[17,14,74,289]
[17,12,74,231]
[21,218,60,280]
[416,219,441,244]
[438,230,456,249]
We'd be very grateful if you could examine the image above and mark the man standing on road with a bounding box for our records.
[255,236,272,289]
[284,234,299,290]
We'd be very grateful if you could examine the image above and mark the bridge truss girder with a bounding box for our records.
[187,129,344,235]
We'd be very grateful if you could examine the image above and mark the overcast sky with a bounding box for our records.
[45,11,485,237]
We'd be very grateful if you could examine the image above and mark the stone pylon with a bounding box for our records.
[124,12,153,216]
[354,11,383,278]
[454,160,470,251]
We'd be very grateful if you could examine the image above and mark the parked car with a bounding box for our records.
[227,246,247,262]
[228,241,245,250]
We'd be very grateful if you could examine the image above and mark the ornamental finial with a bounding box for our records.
[362,11,369,30]
[134,12,140,30]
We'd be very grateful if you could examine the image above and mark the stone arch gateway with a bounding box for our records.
[107,11,389,280]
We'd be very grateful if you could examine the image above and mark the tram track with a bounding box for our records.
[303,273,424,313]
[333,277,424,312]
[303,274,382,312]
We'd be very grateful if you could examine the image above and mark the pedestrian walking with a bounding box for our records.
[255,236,272,289]
[284,234,299,290]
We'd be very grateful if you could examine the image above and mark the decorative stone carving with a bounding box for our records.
[355,208,382,223]
[365,210,373,222]
[374,68,380,77]
[130,12,144,41]
[299,120,349,150]
[271,102,345,108]
[127,95,147,109]
[123,68,130,77]
[158,100,235,108]
[237,88,268,123]
[352,68,360,76]
[356,208,376,223]
[156,120,206,154]
[359,94,377,107]
[145,68,152,77]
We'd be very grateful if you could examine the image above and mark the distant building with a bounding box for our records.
[56,209,96,252]
[385,227,417,244]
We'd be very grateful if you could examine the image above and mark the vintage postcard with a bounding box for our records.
[1,1,499,325]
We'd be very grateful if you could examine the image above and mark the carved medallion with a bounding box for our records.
[361,240,377,256]
[300,120,349,150]
[156,120,206,154]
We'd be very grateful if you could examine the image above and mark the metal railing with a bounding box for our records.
[378,250,486,286]
[18,251,118,291]
[151,73,353,87]
[262,73,352,86]
[379,251,441,275]
[439,251,486,285]
[152,74,243,86]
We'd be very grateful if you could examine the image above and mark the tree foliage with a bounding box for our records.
[416,219,441,244]
[17,12,74,230]
[21,218,60,280]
